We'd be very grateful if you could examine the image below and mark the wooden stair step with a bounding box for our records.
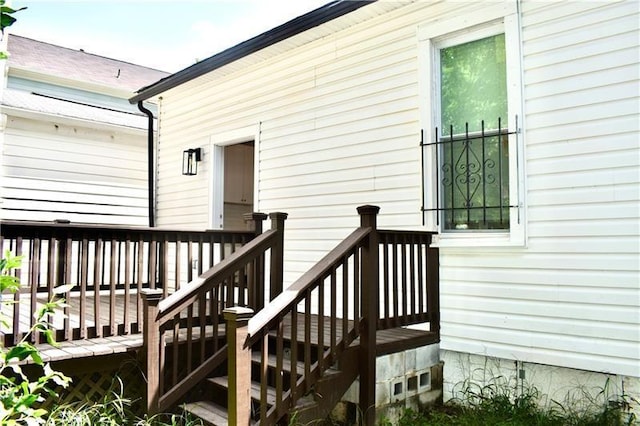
[208,376,278,406]
[182,400,238,426]
[251,351,306,374]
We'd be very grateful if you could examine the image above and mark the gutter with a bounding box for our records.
[129,0,375,104]
[137,101,155,227]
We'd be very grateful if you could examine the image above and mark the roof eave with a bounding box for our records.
[128,0,375,104]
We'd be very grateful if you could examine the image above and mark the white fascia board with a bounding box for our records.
[0,105,148,135]
[8,67,136,100]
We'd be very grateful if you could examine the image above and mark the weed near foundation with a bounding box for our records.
[380,379,637,426]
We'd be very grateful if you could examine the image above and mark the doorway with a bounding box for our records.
[222,141,254,230]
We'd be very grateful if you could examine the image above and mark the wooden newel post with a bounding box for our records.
[357,205,380,426]
[141,288,164,415]
[224,306,254,426]
[243,212,268,236]
[244,213,268,309]
[427,240,440,340]
[269,212,288,301]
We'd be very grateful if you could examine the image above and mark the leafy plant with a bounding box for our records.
[0,249,22,293]
[45,376,134,426]
[0,0,26,32]
[0,0,27,59]
[47,374,203,426]
[0,250,72,425]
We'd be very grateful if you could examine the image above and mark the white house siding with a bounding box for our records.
[154,1,639,378]
[1,115,148,225]
[440,0,639,378]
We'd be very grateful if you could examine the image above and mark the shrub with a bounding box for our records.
[0,250,73,424]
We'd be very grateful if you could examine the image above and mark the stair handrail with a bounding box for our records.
[247,227,369,337]
[243,205,381,425]
[143,213,287,414]
[157,229,277,321]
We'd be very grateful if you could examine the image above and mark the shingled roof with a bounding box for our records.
[7,34,169,93]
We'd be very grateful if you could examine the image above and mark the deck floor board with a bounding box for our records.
[4,294,437,363]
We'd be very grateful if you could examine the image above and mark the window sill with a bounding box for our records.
[431,231,526,248]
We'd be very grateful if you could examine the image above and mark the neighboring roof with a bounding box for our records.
[1,88,148,130]
[129,0,379,104]
[7,34,169,93]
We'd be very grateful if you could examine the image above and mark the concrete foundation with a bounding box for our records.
[441,350,639,423]
[335,344,443,424]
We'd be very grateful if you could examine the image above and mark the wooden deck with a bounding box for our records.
[274,312,438,357]
[1,291,144,336]
[18,306,437,365]
[2,210,440,425]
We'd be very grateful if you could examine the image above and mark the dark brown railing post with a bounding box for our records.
[141,288,164,415]
[244,212,268,236]
[269,212,288,301]
[244,213,268,309]
[427,237,440,340]
[357,205,379,426]
[224,306,254,425]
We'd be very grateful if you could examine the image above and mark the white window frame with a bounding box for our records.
[419,8,526,247]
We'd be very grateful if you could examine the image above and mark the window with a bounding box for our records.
[438,33,512,231]
[419,12,525,246]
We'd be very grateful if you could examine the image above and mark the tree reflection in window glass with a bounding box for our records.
[439,33,510,231]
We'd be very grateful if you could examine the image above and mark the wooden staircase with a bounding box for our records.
[182,331,360,425]
[141,206,439,426]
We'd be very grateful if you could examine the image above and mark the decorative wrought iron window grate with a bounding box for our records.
[422,117,519,231]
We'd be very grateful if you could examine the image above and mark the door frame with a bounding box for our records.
[208,124,260,229]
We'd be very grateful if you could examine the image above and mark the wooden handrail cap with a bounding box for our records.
[268,212,288,220]
[243,212,268,221]
[357,205,380,215]
[223,306,254,322]
[140,289,164,300]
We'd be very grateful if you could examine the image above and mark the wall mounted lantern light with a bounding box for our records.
[182,148,202,176]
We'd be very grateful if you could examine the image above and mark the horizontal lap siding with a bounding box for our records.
[155,1,639,376]
[260,6,424,280]
[157,4,426,237]
[440,0,639,377]
[1,116,148,225]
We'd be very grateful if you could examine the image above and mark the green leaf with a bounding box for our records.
[0,6,27,14]
[5,344,38,362]
[53,284,74,295]
[43,329,57,347]
[34,305,49,321]
[0,275,20,292]
[16,392,39,409]
[0,14,16,29]
[31,407,48,417]
[1,251,23,272]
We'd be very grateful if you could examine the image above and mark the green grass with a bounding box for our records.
[44,376,203,426]
[381,380,637,426]
[388,399,633,426]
